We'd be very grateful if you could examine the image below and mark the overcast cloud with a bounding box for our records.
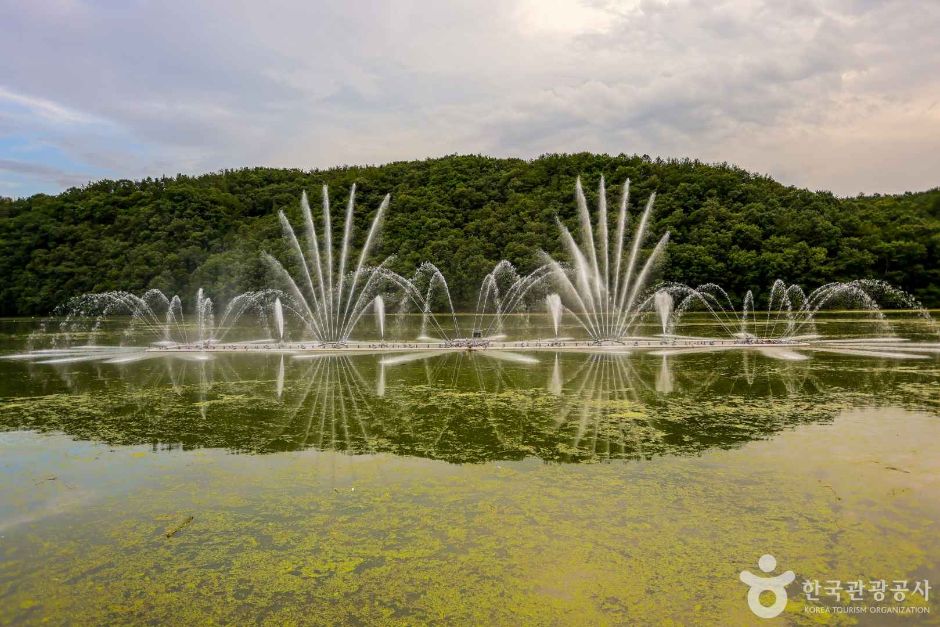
[1,0,938,197]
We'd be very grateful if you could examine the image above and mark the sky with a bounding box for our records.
[1,0,938,198]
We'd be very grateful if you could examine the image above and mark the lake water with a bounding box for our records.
[1,314,938,624]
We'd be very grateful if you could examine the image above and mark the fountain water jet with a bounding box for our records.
[541,176,670,342]
[374,296,385,340]
[547,294,563,338]
[274,298,285,342]
[41,288,281,348]
[469,261,553,340]
[654,291,673,336]
[264,185,392,344]
[670,279,936,343]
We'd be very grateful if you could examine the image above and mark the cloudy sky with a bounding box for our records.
[1,0,938,197]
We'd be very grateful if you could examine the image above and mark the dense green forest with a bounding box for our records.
[1,153,938,315]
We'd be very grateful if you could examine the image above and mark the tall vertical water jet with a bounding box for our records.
[741,291,754,338]
[195,288,214,343]
[374,296,385,340]
[654,291,673,336]
[166,295,183,342]
[546,293,563,338]
[274,297,285,342]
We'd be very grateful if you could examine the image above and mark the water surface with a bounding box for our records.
[1,315,938,624]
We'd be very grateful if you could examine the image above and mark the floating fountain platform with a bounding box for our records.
[145,336,810,355]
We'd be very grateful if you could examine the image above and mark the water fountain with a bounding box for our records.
[391,259,552,345]
[469,261,553,340]
[273,297,285,343]
[374,296,385,341]
[264,185,395,345]
[546,294,563,338]
[25,288,280,360]
[400,262,461,341]
[659,279,939,360]
[654,291,673,336]
[8,176,938,365]
[540,176,671,343]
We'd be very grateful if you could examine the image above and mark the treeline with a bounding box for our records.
[1,153,938,315]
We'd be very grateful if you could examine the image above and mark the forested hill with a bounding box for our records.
[1,153,938,316]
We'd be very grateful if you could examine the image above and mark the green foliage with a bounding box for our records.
[1,153,937,315]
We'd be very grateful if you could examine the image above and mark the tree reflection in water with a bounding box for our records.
[2,350,935,463]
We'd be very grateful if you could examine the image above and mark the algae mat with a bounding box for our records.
[0,407,937,625]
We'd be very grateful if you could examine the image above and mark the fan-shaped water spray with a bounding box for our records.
[670,279,935,343]
[541,176,671,342]
[45,288,280,348]
[470,261,553,339]
[263,185,393,344]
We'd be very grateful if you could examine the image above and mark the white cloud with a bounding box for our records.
[513,0,621,36]
[0,0,938,195]
[0,85,97,125]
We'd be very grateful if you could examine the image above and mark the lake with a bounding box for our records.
[0,314,937,624]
